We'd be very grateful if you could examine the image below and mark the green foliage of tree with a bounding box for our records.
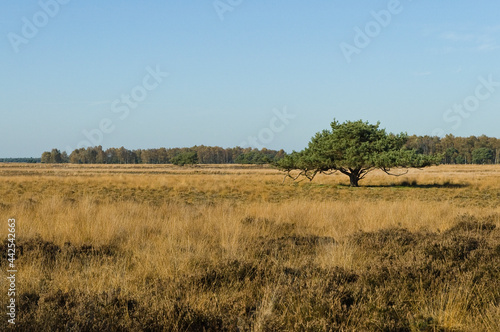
[472,147,494,164]
[171,151,198,166]
[276,119,441,187]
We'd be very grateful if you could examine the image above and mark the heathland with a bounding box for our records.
[0,163,499,331]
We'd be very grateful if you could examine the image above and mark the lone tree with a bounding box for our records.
[276,119,441,186]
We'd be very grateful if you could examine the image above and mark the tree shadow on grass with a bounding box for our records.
[350,181,470,189]
[299,181,469,189]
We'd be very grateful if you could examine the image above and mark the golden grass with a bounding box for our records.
[0,164,499,330]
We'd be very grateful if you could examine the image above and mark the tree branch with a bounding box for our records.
[339,168,350,176]
[380,167,409,177]
[282,169,319,183]
[358,168,375,180]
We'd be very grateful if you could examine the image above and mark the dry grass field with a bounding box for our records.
[1,163,499,331]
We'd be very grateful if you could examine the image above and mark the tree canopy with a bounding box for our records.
[276,119,441,186]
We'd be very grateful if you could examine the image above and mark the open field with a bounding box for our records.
[1,163,499,331]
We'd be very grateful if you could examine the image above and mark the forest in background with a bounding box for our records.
[32,134,500,165]
[0,158,40,163]
[41,146,286,165]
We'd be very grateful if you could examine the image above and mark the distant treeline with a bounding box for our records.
[406,134,499,164]
[41,146,286,165]
[0,158,41,163]
[40,134,500,165]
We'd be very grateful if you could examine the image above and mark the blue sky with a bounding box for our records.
[1,0,499,157]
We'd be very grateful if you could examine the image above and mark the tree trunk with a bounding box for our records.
[349,173,359,187]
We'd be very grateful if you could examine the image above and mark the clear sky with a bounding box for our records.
[1,0,499,157]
